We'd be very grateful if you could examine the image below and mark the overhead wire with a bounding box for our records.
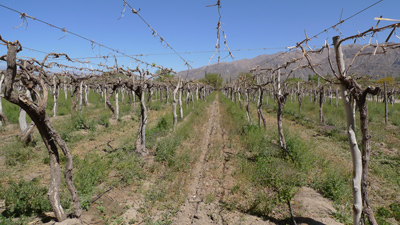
[0,42,289,68]
[48,47,288,61]
[0,0,385,73]
[121,0,194,70]
[256,0,384,69]
[0,3,171,71]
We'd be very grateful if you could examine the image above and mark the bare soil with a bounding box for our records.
[170,97,342,225]
[292,187,342,225]
[172,97,276,225]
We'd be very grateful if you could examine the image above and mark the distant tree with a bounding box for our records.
[308,74,327,84]
[199,73,223,89]
[241,72,253,79]
[308,74,316,83]
[155,69,174,82]
[376,76,395,84]
[285,77,303,83]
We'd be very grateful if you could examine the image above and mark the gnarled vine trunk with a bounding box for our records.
[319,86,324,124]
[135,84,148,155]
[0,74,6,127]
[245,88,251,122]
[52,76,58,117]
[3,40,81,222]
[275,69,288,156]
[257,87,266,129]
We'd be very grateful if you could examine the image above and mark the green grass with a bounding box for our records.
[219,93,353,220]
[2,100,21,124]
[154,93,215,172]
[251,92,400,223]
[312,170,352,203]
[73,154,112,210]
[3,141,40,167]
[219,95,303,216]
[110,149,145,185]
[376,203,400,224]
[146,116,172,149]
[370,154,400,186]
[276,93,400,196]
[130,93,215,223]
[1,178,52,218]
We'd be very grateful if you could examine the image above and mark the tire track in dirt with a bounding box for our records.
[173,95,274,225]
[172,98,219,224]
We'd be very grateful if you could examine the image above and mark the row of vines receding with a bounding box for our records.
[221,21,400,225]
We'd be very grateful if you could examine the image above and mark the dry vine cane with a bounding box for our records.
[207,0,234,65]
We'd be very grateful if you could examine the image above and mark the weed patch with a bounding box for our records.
[4,141,35,167]
[312,170,351,203]
[2,178,51,218]
[74,154,112,209]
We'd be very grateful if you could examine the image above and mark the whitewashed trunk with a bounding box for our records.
[336,88,339,107]
[191,91,195,109]
[384,82,388,125]
[121,88,125,103]
[238,92,242,108]
[104,87,107,109]
[196,84,199,101]
[173,80,180,130]
[115,91,119,120]
[84,84,89,105]
[340,84,363,224]
[132,90,136,110]
[78,81,83,112]
[19,108,27,132]
[166,86,169,104]
[179,84,183,119]
[64,83,68,100]
[334,36,362,224]
[53,77,58,117]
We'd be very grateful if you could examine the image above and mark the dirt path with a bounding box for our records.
[172,98,219,224]
[173,96,274,225]
[292,187,342,225]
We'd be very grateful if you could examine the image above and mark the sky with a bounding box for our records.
[0,0,399,74]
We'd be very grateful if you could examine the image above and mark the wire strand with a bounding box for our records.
[122,0,193,70]
[0,3,171,71]
[256,0,384,69]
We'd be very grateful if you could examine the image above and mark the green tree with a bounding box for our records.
[308,74,327,85]
[285,77,303,83]
[155,69,174,82]
[199,73,223,89]
[376,76,395,84]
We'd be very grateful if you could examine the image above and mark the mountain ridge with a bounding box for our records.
[177,43,400,81]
